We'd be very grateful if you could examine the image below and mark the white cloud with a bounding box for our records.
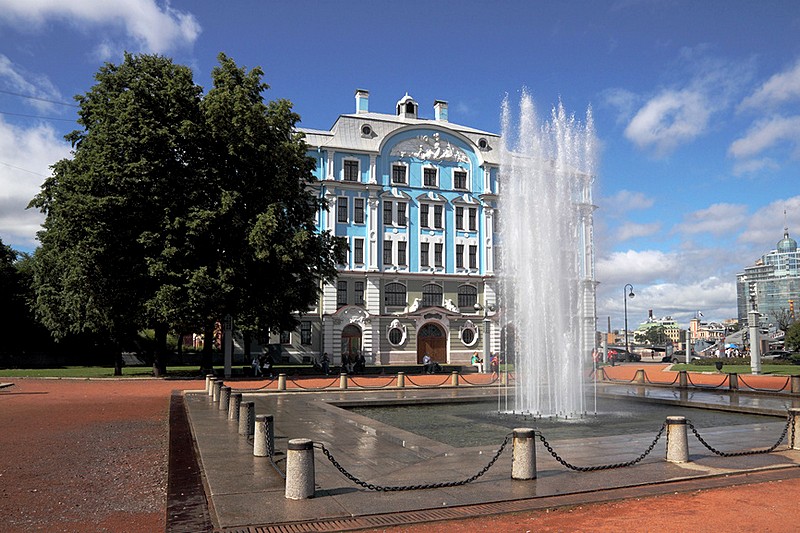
[596,249,679,287]
[601,88,639,125]
[0,54,64,111]
[738,196,800,247]
[0,0,200,54]
[615,222,661,241]
[624,89,710,156]
[739,58,800,111]
[0,117,70,250]
[728,115,800,159]
[674,203,749,236]
[732,157,780,177]
[600,189,655,212]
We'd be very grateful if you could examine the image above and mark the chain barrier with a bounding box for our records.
[737,375,791,393]
[687,416,792,457]
[404,375,451,388]
[314,434,511,491]
[644,372,680,386]
[457,372,499,386]
[537,423,666,472]
[349,376,397,389]
[685,373,728,389]
[243,376,278,390]
[288,377,340,390]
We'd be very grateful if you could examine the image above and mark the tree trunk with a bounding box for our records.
[243,331,251,359]
[153,323,168,377]
[114,349,123,376]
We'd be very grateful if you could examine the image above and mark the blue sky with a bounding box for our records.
[1,0,799,331]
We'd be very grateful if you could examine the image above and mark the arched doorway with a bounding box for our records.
[341,324,362,366]
[417,322,447,363]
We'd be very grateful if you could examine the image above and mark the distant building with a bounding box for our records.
[273,91,501,368]
[634,311,681,344]
[736,225,800,326]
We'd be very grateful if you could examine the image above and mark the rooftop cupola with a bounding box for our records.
[396,93,418,119]
[777,227,797,253]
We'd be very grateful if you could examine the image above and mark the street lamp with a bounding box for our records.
[474,302,496,373]
[623,284,635,355]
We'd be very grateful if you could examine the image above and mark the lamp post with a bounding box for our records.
[623,284,635,356]
[474,302,496,373]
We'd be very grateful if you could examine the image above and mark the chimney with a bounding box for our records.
[648,309,653,319]
[434,100,448,122]
[355,89,369,114]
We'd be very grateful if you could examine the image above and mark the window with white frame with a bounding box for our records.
[422,283,443,308]
[280,330,291,344]
[383,240,393,266]
[456,244,464,268]
[385,282,407,307]
[458,285,478,308]
[434,242,443,267]
[420,203,430,228]
[300,321,312,345]
[397,241,407,266]
[337,197,348,223]
[423,167,438,187]
[454,169,467,190]
[460,321,478,347]
[343,159,359,181]
[354,198,365,224]
[353,238,364,265]
[420,242,429,267]
[433,204,443,229]
[468,207,477,231]
[383,200,393,225]
[396,201,407,227]
[455,206,464,230]
[337,281,348,306]
[391,164,407,184]
[354,281,365,305]
[469,245,478,269]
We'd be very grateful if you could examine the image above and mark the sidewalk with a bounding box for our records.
[182,378,800,531]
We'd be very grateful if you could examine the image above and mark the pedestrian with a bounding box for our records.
[320,352,330,375]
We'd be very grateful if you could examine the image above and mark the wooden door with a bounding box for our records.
[417,322,447,363]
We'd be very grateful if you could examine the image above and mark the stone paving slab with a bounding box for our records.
[184,384,800,530]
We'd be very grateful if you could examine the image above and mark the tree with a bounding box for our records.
[30,53,205,375]
[771,308,795,333]
[786,321,800,352]
[643,325,667,346]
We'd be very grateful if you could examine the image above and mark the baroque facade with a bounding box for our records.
[278,91,501,368]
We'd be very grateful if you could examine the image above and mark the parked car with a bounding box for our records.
[661,350,703,363]
[608,349,641,362]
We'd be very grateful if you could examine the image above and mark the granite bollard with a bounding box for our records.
[218,386,231,412]
[511,428,536,480]
[285,438,315,499]
[666,416,689,463]
[238,401,255,436]
[254,414,274,457]
[228,392,242,421]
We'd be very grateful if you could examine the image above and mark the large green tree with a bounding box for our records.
[31,52,345,374]
[30,53,205,375]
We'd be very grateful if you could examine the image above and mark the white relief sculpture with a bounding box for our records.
[443,298,459,312]
[408,298,421,313]
[390,133,469,163]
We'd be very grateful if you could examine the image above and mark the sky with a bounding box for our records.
[1,0,799,332]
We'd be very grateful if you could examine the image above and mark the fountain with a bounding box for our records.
[498,90,597,418]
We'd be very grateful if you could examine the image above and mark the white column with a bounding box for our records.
[325,150,336,180]
[368,197,379,270]
[484,207,494,273]
[369,154,377,184]
[749,310,761,375]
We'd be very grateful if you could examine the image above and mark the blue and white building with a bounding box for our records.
[281,90,501,368]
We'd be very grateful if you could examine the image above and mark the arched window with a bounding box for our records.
[458,285,478,308]
[385,282,407,307]
[422,283,443,308]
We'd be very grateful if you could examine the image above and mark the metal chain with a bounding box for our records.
[537,423,666,472]
[737,375,791,393]
[687,416,791,457]
[314,434,511,492]
[289,377,339,390]
[348,376,397,389]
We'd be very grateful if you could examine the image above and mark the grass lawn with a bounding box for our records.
[668,363,800,375]
[0,366,211,378]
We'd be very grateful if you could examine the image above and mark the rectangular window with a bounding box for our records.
[354,198,365,224]
[280,331,291,344]
[433,204,443,229]
[354,238,364,264]
[469,245,478,269]
[392,164,406,184]
[337,197,348,223]
[424,167,437,187]
[454,170,467,189]
[456,244,464,268]
[420,203,429,228]
[397,241,407,266]
[434,243,443,267]
[300,322,312,345]
[421,242,429,267]
[383,200,393,225]
[396,201,406,227]
[354,281,365,305]
[455,206,464,230]
[383,240,393,266]
[468,207,477,231]
[344,160,359,181]
[337,281,348,306]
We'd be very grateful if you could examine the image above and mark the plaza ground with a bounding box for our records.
[0,365,798,532]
